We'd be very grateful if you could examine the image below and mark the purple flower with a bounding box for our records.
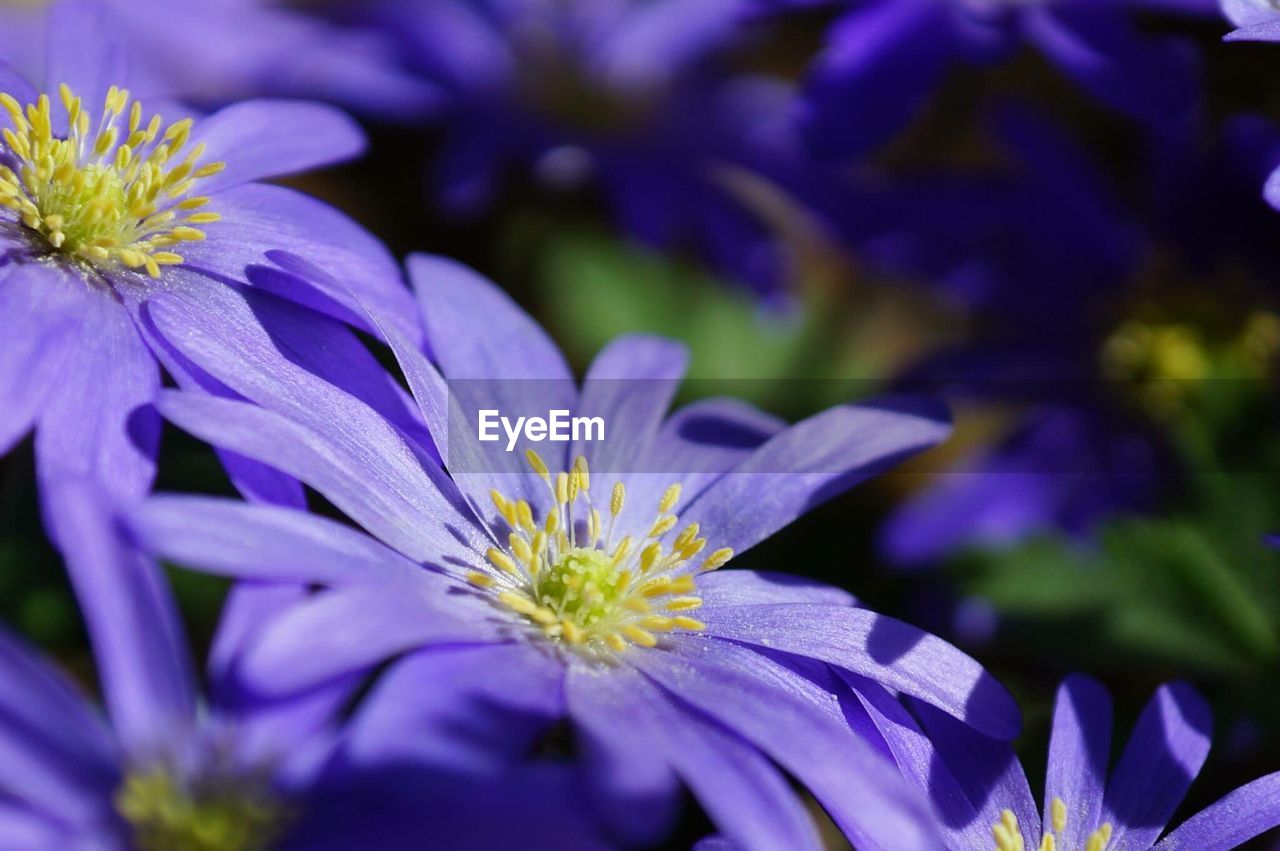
[0,481,355,849]
[788,0,1205,159]
[1222,0,1280,42]
[0,0,419,517]
[128,254,1021,849]
[705,674,1280,849]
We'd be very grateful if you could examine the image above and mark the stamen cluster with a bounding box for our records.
[0,84,224,277]
[993,799,1113,851]
[115,767,285,851]
[467,451,733,654]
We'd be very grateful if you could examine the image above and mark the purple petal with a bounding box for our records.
[1044,675,1113,847]
[678,396,950,558]
[35,281,158,503]
[0,626,117,826]
[43,0,124,121]
[0,800,82,850]
[0,60,38,110]
[1263,165,1280,210]
[696,569,856,608]
[1226,18,1280,41]
[130,496,429,586]
[189,100,364,193]
[1223,0,1280,27]
[593,0,747,90]
[41,481,196,760]
[406,253,576,511]
[152,391,480,568]
[1154,771,1280,850]
[179,186,419,347]
[1101,683,1213,849]
[344,643,563,775]
[568,664,824,851]
[699,602,1020,739]
[565,665,683,846]
[237,582,504,697]
[632,637,944,850]
[0,265,80,456]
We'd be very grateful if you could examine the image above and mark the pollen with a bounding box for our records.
[0,84,224,278]
[991,799,1113,851]
[115,767,287,851]
[466,452,732,655]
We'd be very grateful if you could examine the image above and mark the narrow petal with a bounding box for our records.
[129,496,427,586]
[0,60,38,109]
[237,582,505,697]
[632,637,945,850]
[0,265,80,456]
[35,283,159,503]
[42,481,196,760]
[678,396,950,558]
[153,391,481,568]
[1154,772,1280,850]
[1101,683,1213,849]
[0,626,117,826]
[699,602,1020,740]
[696,570,856,608]
[565,665,683,846]
[0,801,82,851]
[1044,675,1113,847]
[568,664,824,851]
[190,100,365,193]
[344,643,563,775]
[406,253,576,511]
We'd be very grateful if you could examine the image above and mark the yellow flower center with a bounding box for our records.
[115,767,287,851]
[0,84,224,277]
[466,451,734,655]
[993,799,1113,851]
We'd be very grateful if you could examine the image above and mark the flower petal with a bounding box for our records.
[565,665,683,846]
[42,481,196,760]
[0,626,117,826]
[1101,682,1213,849]
[696,569,856,608]
[632,636,944,850]
[130,496,427,586]
[678,396,950,558]
[236,582,504,697]
[344,643,563,775]
[1154,771,1280,850]
[1044,675,1113,847]
[43,0,124,121]
[568,663,824,851]
[698,602,1020,739]
[190,100,365,193]
[153,391,479,569]
[35,282,159,503]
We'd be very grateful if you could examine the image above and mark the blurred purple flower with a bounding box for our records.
[128,254,1020,850]
[0,0,419,517]
[785,0,1205,159]
[704,674,1280,849]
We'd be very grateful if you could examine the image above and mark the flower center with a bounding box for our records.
[466,452,733,654]
[0,84,224,277]
[992,799,1113,851]
[116,767,287,851]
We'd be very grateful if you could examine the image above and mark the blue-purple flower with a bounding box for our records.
[126,253,1021,849]
[785,0,1207,160]
[0,0,418,515]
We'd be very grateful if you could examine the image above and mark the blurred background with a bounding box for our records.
[2,0,1279,846]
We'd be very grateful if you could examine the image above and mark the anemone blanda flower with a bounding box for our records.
[127,253,1020,850]
[700,674,1280,850]
[0,0,420,516]
[778,0,1206,160]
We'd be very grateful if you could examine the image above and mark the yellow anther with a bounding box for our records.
[671,616,705,631]
[466,571,495,588]
[526,449,551,482]
[516,500,535,533]
[1084,823,1112,851]
[1050,798,1066,835]
[573,456,590,492]
[665,597,703,612]
[701,548,734,571]
[561,620,584,644]
[620,626,657,648]
[604,633,627,653]
[639,542,662,573]
[611,481,625,516]
[555,471,569,504]
[658,483,682,513]
[498,591,537,615]
[530,607,558,626]
[486,547,518,576]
